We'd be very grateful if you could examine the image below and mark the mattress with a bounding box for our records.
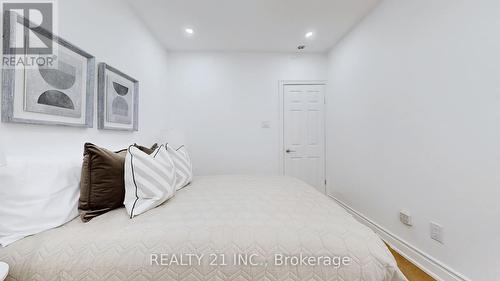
[0,175,407,281]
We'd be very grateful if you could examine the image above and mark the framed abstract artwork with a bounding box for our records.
[1,11,95,127]
[97,63,139,131]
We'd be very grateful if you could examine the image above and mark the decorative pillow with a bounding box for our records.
[79,143,157,222]
[167,144,193,190]
[0,158,81,246]
[124,145,176,218]
[135,143,158,154]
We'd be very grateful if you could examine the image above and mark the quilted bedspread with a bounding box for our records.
[0,175,407,281]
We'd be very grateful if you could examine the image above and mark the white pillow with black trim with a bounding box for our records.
[166,144,193,190]
[124,145,176,218]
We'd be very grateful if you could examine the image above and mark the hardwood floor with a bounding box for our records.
[388,246,435,281]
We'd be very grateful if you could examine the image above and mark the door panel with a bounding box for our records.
[283,84,326,193]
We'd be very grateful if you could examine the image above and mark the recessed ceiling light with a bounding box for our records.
[305,31,314,39]
[185,28,194,35]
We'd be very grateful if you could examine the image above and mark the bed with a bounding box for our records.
[0,175,407,281]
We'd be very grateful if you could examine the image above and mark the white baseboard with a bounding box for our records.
[328,195,471,281]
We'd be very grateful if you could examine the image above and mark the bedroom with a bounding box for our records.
[0,0,496,281]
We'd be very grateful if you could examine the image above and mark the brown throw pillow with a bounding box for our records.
[79,143,158,222]
[135,143,158,155]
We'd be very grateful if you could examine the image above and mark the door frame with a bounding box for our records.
[278,80,327,187]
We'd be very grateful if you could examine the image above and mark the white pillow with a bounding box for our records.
[166,144,193,190]
[124,145,176,218]
[0,158,81,247]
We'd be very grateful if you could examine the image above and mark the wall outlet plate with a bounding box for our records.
[430,222,443,243]
[399,210,412,226]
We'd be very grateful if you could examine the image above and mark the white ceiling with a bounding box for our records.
[126,0,380,53]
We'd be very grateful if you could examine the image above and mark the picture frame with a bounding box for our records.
[1,11,95,127]
[97,63,139,131]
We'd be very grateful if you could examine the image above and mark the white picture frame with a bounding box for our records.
[97,63,139,131]
[1,11,95,127]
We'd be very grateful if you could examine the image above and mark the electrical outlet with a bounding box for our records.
[430,222,443,243]
[399,210,412,226]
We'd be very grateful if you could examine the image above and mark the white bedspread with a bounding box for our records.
[0,175,407,281]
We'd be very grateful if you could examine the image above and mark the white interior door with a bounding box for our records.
[283,84,326,193]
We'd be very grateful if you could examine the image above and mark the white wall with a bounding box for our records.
[167,52,327,175]
[326,1,500,280]
[0,0,169,160]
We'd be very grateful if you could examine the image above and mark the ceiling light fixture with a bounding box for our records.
[185,28,194,35]
[305,31,314,39]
